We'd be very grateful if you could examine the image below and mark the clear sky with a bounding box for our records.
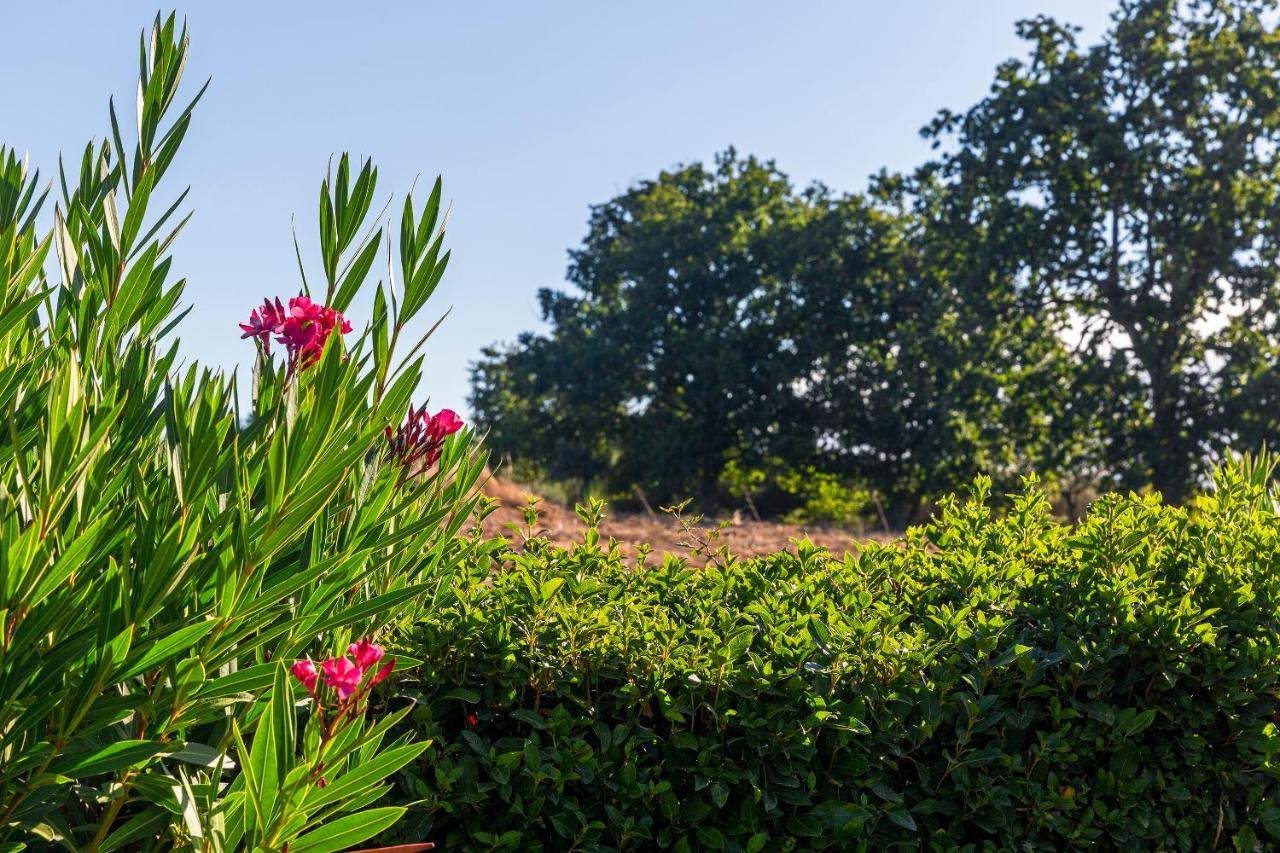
[1,1,1115,414]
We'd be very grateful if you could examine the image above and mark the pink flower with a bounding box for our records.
[318,305,352,335]
[427,409,464,441]
[290,659,319,695]
[347,639,385,671]
[368,658,396,689]
[296,648,400,791]
[321,656,363,700]
[241,294,351,371]
[277,315,318,352]
[289,295,321,322]
[386,406,465,479]
[239,297,286,353]
[281,297,350,367]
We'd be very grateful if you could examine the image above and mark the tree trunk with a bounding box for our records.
[697,460,720,514]
[1147,375,1191,505]
[884,498,918,532]
[635,487,658,521]
[870,490,891,534]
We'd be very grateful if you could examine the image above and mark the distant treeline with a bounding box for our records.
[470,0,1280,524]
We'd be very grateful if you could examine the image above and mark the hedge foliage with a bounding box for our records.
[388,461,1280,850]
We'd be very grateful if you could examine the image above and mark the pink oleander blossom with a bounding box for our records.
[290,659,319,695]
[348,639,385,671]
[239,295,351,370]
[239,296,286,354]
[385,405,465,478]
[288,295,321,322]
[294,638,398,791]
[321,656,363,700]
[428,408,463,438]
[369,658,396,689]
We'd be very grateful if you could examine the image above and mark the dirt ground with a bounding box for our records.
[475,472,895,560]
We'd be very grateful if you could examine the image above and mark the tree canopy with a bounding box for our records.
[473,0,1280,517]
[925,0,1280,502]
[474,152,820,506]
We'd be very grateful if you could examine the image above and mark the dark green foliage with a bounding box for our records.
[389,459,1280,850]
[473,1,1280,516]
[922,0,1280,502]
[472,151,817,509]
[783,179,1073,526]
[470,157,1066,519]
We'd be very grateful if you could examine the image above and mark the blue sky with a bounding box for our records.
[1,2,1114,414]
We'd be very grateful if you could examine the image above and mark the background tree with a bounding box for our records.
[785,174,1073,525]
[475,1,1280,519]
[474,160,1073,523]
[924,0,1280,502]
[470,309,621,501]
[473,151,818,509]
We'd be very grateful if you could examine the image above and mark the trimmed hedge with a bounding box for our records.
[388,462,1280,850]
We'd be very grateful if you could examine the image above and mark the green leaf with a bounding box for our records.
[887,805,917,832]
[120,168,154,255]
[168,742,236,769]
[511,709,548,730]
[27,514,115,606]
[196,663,275,700]
[98,806,170,853]
[372,285,389,378]
[288,806,406,853]
[305,742,427,810]
[115,618,217,682]
[248,662,292,822]
[332,230,381,313]
[304,585,432,635]
[51,740,174,778]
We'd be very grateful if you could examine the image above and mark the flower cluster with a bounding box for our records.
[289,639,394,788]
[385,405,464,479]
[240,295,352,370]
[290,638,394,705]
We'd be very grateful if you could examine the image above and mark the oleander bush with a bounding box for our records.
[0,14,482,850]
[390,460,1280,851]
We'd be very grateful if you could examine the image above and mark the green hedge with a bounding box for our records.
[387,462,1280,850]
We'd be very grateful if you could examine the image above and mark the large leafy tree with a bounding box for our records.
[474,157,1072,521]
[470,313,622,500]
[479,0,1280,515]
[926,0,1280,502]
[785,175,1074,525]
[473,151,817,508]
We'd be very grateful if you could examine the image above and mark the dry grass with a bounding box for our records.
[475,471,895,561]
